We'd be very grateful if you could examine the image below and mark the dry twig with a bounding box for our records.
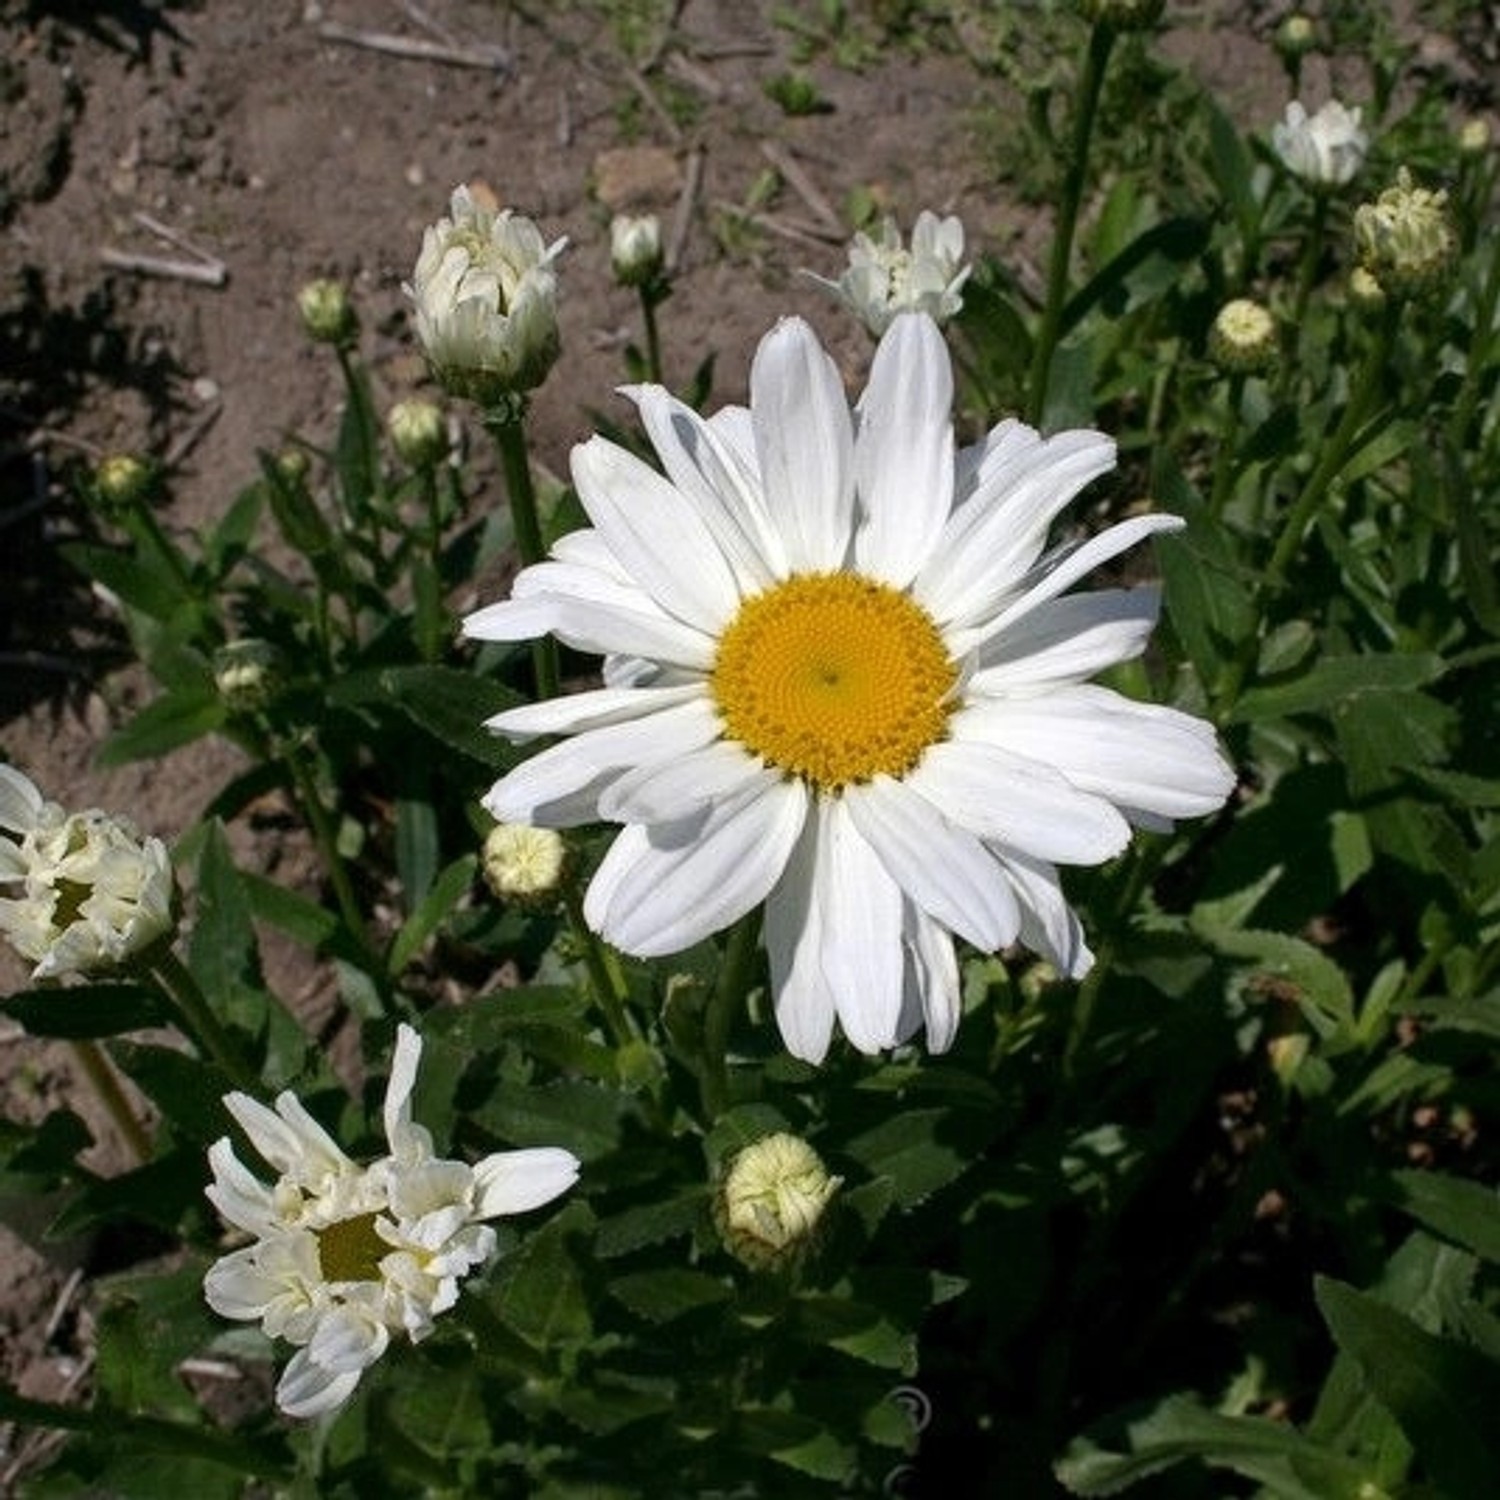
[319,20,509,72]
[667,146,706,273]
[758,142,843,237]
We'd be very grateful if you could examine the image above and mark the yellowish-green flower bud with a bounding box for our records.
[297,278,358,347]
[387,399,449,470]
[1274,14,1317,59]
[1347,265,1387,314]
[715,1132,840,1272]
[213,639,278,713]
[92,453,155,514]
[272,446,311,485]
[1078,0,1165,29]
[1353,168,1455,298]
[1209,298,1278,374]
[406,185,566,404]
[1457,118,1491,158]
[482,823,567,904]
[610,213,664,288]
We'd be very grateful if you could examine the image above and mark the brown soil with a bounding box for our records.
[0,0,1475,1487]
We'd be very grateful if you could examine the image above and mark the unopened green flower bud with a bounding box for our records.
[482,823,567,904]
[92,453,156,516]
[1209,298,1278,374]
[610,213,664,288]
[715,1132,840,1272]
[1353,168,1455,298]
[387,399,448,469]
[1078,0,1165,30]
[272,446,311,485]
[1347,265,1387,314]
[213,639,278,713]
[1457,118,1491,158]
[1274,14,1317,59]
[297,278,358,347]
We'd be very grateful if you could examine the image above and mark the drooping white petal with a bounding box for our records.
[843,776,1019,952]
[486,683,701,743]
[969,587,1161,692]
[598,738,770,825]
[276,1347,365,1420]
[998,850,1094,979]
[908,736,1132,865]
[961,686,1236,821]
[853,312,954,586]
[585,778,808,957]
[764,803,838,1064]
[205,1139,280,1236]
[471,1147,580,1217]
[571,435,742,633]
[751,317,854,572]
[382,1024,425,1158]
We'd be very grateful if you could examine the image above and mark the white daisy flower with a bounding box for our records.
[204,1024,579,1418]
[0,764,174,980]
[464,313,1235,1063]
[1272,99,1369,188]
[810,210,971,338]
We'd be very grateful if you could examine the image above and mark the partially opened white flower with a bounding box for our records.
[0,765,173,979]
[464,313,1235,1063]
[204,1024,579,1418]
[811,210,971,337]
[1272,99,1368,187]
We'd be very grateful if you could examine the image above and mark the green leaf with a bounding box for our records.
[610,1268,731,1324]
[843,1108,969,1210]
[342,664,524,768]
[62,541,190,622]
[201,479,265,580]
[188,821,266,1037]
[1231,652,1444,723]
[95,1261,215,1419]
[388,853,478,975]
[1062,216,1210,330]
[475,1079,634,1161]
[106,1039,233,1146]
[1189,922,1354,1040]
[491,1200,594,1347]
[1315,1276,1500,1497]
[793,1296,916,1373]
[1383,1170,1500,1264]
[1444,435,1500,635]
[0,983,168,1039]
[1203,94,1258,248]
[394,793,441,913]
[242,870,341,949]
[96,687,227,766]
[48,1147,208,1239]
[594,1189,709,1258]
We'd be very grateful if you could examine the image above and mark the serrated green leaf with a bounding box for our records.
[1189,922,1354,1039]
[491,1200,593,1347]
[96,688,227,766]
[793,1296,915,1373]
[1231,652,1444,723]
[595,1190,708,1258]
[476,1079,633,1161]
[0,983,169,1039]
[378,664,525,767]
[48,1147,206,1240]
[610,1268,731,1324]
[188,821,265,1037]
[843,1108,969,1210]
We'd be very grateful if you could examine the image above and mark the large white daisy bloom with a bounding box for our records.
[810,210,971,338]
[1272,100,1369,188]
[0,764,173,980]
[204,1024,579,1418]
[465,313,1235,1063]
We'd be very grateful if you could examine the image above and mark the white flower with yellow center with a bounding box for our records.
[406,185,566,401]
[813,211,971,338]
[464,313,1235,1063]
[0,765,173,979]
[1272,99,1369,188]
[204,1024,579,1418]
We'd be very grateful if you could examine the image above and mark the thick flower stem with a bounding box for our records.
[1214,303,1398,721]
[150,948,258,1091]
[1025,21,1117,427]
[638,284,665,385]
[486,409,561,701]
[70,1039,152,1164]
[1208,371,1247,520]
[700,912,761,1121]
[561,880,634,1049]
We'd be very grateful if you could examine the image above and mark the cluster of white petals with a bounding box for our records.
[406,185,566,401]
[1272,99,1369,187]
[0,765,173,979]
[204,1024,579,1418]
[466,313,1235,1063]
[812,211,971,337]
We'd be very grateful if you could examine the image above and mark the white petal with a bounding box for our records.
[205,1138,278,1236]
[962,686,1236,821]
[308,1305,390,1373]
[224,1091,348,1182]
[916,428,1116,629]
[483,695,722,827]
[382,1025,423,1154]
[486,683,701,743]
[853,313,954,586]
[970,587,1161,692]
[598,738,770,824]
[751,317,854,572]
[571,435,741,632]
[471,1147,580,1217]
[276,1348,365,1420]
[953,419,1039,505]
[0,765,43,835]
[843,777,1018,951]
[764,804,837,1064]
[203,1245,288,1321]
[999,850,1093,978]
[908,736,1132,865]
[624,385,784,587]
[903,903,962,1053]
[585,778,808,957]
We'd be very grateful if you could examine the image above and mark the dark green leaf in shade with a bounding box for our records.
[0,983,168,1039]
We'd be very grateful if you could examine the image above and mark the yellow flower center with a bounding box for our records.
[711,573,956,792]
[317,1211,388,1282]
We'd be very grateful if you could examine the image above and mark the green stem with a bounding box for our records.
[639,284,665,385]
[70,1038,152,1164]
[1214,303,1398,720]
[1208,371,1247,521]
[1279,192,1329,397]
[1025,21,1117,427]
[1447,232,1500,447]
[486,408,561,700]
[561,880,634,1049]
[282,744,368,950]
[700,912,761,1121]
[150,948,258,1091]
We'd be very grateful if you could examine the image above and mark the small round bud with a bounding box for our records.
[715,1132,840,1272]
[387,399,448,469]
[1457,118,1491,158]
[482,823,567,904]
[1209,298,1278,374]
[213,638,278,714]
[610,213,664,288]
[1078,0,1165,30]
[92,453,155,514]
[297,278,358,347]
[272,446,311,485]
[1353,168,1455,298]
[1347,265,1387,314]
[1274,14,1317,59]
